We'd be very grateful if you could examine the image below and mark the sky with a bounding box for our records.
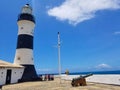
[0,0,120,74]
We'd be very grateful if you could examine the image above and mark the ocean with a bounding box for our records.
[69,70,120,75]
[38,70,120,75]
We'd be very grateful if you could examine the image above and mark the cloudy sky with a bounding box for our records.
[48,0,120,25]
[0,0,120,74]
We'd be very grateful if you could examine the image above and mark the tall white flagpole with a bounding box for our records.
[58,32,61,83]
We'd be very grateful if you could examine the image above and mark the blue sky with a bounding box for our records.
[0,0,120,74]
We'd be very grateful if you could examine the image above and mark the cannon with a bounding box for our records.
[71,73,93,86]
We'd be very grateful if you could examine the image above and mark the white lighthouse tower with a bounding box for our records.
[14,4,38,81]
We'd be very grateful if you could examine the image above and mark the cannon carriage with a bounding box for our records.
[71,73,93,86]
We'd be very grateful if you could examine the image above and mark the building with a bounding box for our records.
[14,4,38,82]
[0,4,38,85]
[0,60,24,85]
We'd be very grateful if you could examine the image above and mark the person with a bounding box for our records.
[44,74,48,81]
[65,70,69,75]
[50,74,54,80]
[48,74,50,81]
[39,75,43,81]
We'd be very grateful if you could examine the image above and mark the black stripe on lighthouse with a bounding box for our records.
[18,13,35,23]
[19,65,39,82]
[17,34,33,49]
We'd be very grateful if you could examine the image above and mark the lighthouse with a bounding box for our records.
[14,4,38,81]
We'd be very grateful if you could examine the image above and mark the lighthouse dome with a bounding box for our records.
[18,4,35,23]
[22,4,32,14]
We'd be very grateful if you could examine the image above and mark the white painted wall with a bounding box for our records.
[0,67,24,85]
[14,19,35,65]
[11,68,24,84]
[0,68,7,85]
[17,20,35,36]
[14,49,34,65]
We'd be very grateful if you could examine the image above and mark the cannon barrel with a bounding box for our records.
[81,73,93,78]
[73,73,93,81]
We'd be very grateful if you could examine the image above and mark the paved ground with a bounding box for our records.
[2,78,120,90]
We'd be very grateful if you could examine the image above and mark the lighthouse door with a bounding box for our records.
[6,69,12,84]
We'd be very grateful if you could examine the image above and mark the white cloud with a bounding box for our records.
[114,31,120,35]
[47,0,120,25]
[96,63,112,69]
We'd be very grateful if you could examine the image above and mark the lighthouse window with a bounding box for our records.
[21,27,23,29]
[18,57,21,60]
[31,31,33,34]
[31,29,34,34]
